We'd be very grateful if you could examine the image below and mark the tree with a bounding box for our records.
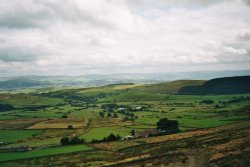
[61,137,70,145]
[200,100,214,104]
[71,137,85,144]
[68,125,73,129]
[106,133,117,141]
[103,133,121,142]
[0,103,14,111]
[62,115,68,118]
[131,129,136,136]
[156,118,179,132]
[113,113,118,118]
[99,112,105,118]
[60,136,85,145]
[123,116,129,121]
[107,112,112,117]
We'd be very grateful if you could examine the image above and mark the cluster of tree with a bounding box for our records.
[200,100,214,104]
[0,103,14,111]
[60,136,85,145]
[156,118,179,133]
[226,96,250,104]
[122,115,138,122]
[99,111,118,118]
[69,102,86,107]
[117,110,138,121]
[101,103,119,109]
[91,133,121,143]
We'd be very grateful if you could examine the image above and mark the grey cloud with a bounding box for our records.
[127,0,236,8]
[0,46,41,62]
[0,0,249,76]
[0,1,54,28]
[0,1,122,30]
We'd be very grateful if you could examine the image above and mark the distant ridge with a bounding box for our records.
[178,76,250,94]
[132,80,205,94]
[0,70,249,90]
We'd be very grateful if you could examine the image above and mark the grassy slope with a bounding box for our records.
[0,129,44,143]
[130,80,205,94]
[0,122,248,166]
[0,145,93,162]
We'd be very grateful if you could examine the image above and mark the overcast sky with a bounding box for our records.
[0,0,250,76]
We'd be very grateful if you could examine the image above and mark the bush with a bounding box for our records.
[71,137,85,144]
[61,137,70,145]
[60,136,85,145]
[68,125,73,129]
[200,100,214,104]
[99,112,105,118]
[156,118,179,133]
[91,133,121,143]
[0,103,14,111]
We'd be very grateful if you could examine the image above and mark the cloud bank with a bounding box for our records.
[0,0,250,76]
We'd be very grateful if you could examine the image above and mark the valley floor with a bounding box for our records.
[0,82,250,166]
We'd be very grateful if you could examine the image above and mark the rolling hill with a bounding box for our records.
[179,76,250,94]
[131,80,205,94]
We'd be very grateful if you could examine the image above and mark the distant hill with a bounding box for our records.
[178,76,250,94]
[0,78,51,90]
[0,70,249,90]
[132,80,205,94]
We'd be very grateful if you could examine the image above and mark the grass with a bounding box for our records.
[100,91,167,102]
[0,84,250,164]
[2,137,60,148]
[80,126,132,141]
[27,118,86,129]
[0,94,64,107]
[9,111,64,119]
[0,145,93,162]
[0,115,20,120]
[68,108,100,119]
[131,80,205,94]
[0,130,43,143]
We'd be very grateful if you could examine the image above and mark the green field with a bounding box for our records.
[0,130,43,143]
[0,145,93,162]
[80,126,132,141]
[0,80,250,165]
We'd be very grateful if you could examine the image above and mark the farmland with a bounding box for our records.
[0,77,250,166]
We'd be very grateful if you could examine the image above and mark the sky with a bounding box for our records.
[0,0,250,76]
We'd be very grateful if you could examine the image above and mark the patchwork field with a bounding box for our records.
[0,79,249,166]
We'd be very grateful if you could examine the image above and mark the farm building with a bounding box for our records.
[121,135,134,141]
[136,129,158,138]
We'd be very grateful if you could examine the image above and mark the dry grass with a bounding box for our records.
[90,118,136,128]
[0,118,46,129]
[93,122,250,151]
[26,118,87,129]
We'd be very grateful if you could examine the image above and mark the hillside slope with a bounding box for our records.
[131,80,205,94]
[179,76,250,94]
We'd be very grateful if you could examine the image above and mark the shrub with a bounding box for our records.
[156,118,179,133]
[200,100,214,104]
[61,137,70,145]
[60,136,85,145]
[68,125,73,129]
